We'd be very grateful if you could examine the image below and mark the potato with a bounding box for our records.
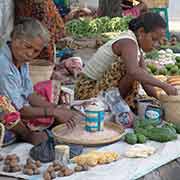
[34,168,40,175]
[3,166,10,172]
[31,163,37,170]
[57,171,64,177]
[60,166,67,173]
[47,165,54,173]
[23,168,34,176]
[23,165,29,169]
[23,158,41,176]
[50,171,56,179]
[25,164,34,170]
[43,172,51,180]
[26,169,34,176]
[64,168,74,176]
[52,160,60,167]
[26,158,33,165]
[54,165,62,171]
[6,155,11,160]
[4,159,10,165]
[11,158,18,163]
[14,165,21,172]
[35,160,41,168]
[12,166,21,172]
[5,154,20,165]
[9,161,17,168]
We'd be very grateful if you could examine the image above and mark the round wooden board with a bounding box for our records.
[52,121,125,147]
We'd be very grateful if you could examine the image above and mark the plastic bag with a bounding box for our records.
[69,144,83,159]
[29,129,55,163]
[99,88,134,128]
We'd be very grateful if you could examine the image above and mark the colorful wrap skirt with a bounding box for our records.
[75,61,139,110]
[0,80,61,131]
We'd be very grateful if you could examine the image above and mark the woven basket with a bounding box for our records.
[0,123,5,148]
[52,121,125,146]
[159,95,180,124]
[29,60,54,85]
[143,0,169,8]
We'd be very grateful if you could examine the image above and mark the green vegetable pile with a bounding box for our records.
[125,133,147,145]
[124,119,180,145]
[65,16,132,38]
[145,50,160,60]
[160,42,180,53]
[147,56,180,76]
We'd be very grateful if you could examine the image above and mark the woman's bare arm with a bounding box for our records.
[139,51,158,98]
[112,39,177,95]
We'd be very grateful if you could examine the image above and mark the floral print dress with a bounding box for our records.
[15,0,65,62]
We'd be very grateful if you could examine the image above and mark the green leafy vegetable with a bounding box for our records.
[65,16,132,38]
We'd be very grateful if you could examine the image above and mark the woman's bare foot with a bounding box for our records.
[11,121,48,145]
[22,131,48,145]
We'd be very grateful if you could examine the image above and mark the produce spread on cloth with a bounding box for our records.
[1,95,180,180]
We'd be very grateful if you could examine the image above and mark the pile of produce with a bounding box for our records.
[3,154,21,173]
[125,144,156,158]
[0,151,119,179]
[43,161,74,180]
[167,76,180,86]
[71,151,120,167]
[124,118,180,145]
[23,158,41,176]
[159,37,180,53]
[160,43,180,53]
[65,16,132,38]
[146,54,180,76]
[160,37,177,47]
[145,49,176,63]
[125,132,147,145]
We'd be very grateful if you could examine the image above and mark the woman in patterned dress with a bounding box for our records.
[75,13,177,111]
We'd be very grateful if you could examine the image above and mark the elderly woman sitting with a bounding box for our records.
[0,18,83,145]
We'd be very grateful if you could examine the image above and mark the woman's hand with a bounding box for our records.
[60,91,71,105]
[163,84,178,96]
[53,107,84,129]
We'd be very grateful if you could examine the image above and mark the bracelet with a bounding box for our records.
[44,107,48,117]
